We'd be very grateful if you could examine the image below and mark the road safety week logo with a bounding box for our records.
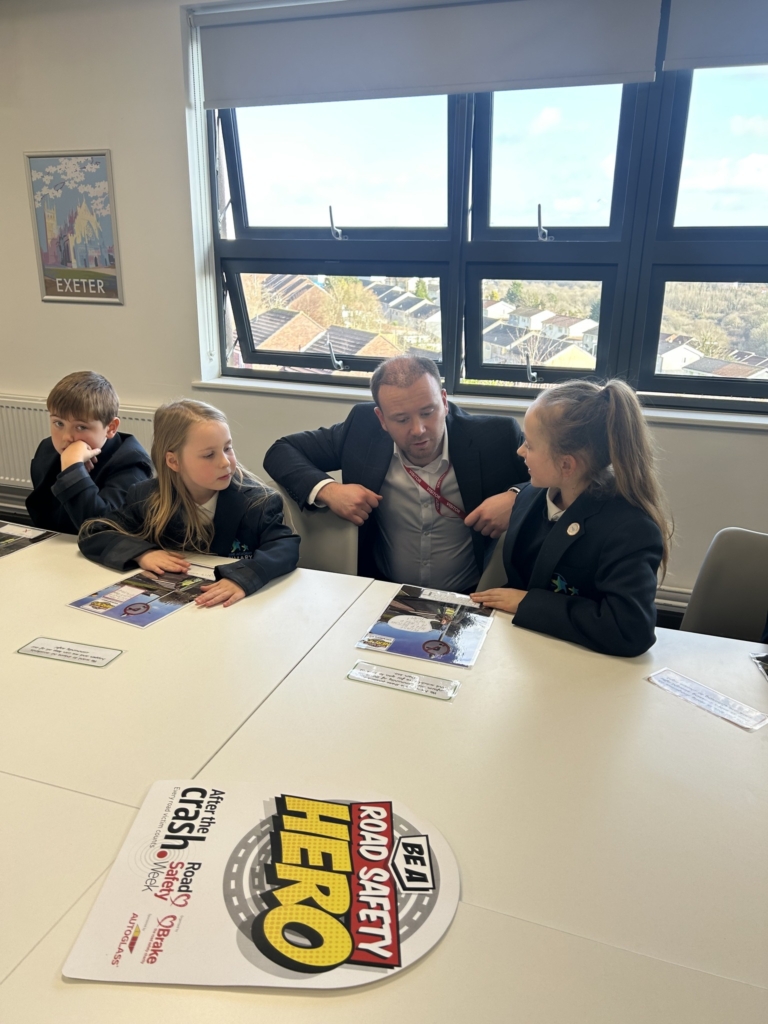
[63,782,459,990]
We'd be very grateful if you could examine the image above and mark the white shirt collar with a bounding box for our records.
[395,429,450,474]
[197,492,219,519]
[546,488,565,521]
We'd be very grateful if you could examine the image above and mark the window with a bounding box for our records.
[489,85,623,228]
[675,66,768,228]
[210,64,768,408]
[226,272,442,375]
[235,97,448,230]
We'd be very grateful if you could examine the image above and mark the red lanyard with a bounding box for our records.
[403,463,466,520]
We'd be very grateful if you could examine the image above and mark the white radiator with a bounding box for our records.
[0,393,155,490]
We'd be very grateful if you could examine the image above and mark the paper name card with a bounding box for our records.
[348,661,460,701]
[648,667,768,730]
[18,637,122,668]
[419,588,483,609]
[0,522,49,539]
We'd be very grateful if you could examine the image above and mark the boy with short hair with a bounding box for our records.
[26,371,153,534]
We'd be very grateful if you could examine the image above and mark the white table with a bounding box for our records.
[198,581,768,989]
[0,536,372,804]
[2,567,766,1021]
[1,878,765,1024]
[0,771,135,983]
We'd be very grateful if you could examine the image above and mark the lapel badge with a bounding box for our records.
[566,522,581,536]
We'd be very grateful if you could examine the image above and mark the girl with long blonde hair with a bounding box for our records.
[80,400,299,607]
[472,379,672,657]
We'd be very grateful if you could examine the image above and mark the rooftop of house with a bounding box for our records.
[304,325,385,356]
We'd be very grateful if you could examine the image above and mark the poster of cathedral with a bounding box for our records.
[25,150,123,303]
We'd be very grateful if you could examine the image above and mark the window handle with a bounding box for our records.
[537,203,554,242]
[329,205,348,241]
[328,337,349,371]
[525,347,539,383]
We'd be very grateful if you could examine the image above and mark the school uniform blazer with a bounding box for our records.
[504,484,663,658]
[263,401,528,579]
[77,478,300,596]
[26,433,152,534]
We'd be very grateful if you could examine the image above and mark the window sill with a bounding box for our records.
[192,377,768,430]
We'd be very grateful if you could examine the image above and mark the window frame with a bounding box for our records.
[627,70,768,402]
[463,263,618,384]
[208,68,768,411]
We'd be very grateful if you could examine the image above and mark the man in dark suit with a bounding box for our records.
[263,356,529,590]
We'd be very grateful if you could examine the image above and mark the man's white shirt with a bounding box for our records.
[311,432,477,592]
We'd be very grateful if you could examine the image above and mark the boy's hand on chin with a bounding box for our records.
[195,579,246,608]
[61,440,101,472]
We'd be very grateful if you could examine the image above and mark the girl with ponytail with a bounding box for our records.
[79,400,299,607]
[472,379,672,656]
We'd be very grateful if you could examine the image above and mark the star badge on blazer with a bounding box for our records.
[566,522,580,536]
[551,573,579,597]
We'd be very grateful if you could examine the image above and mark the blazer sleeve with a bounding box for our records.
[77,484,157,570]
[263,409,356,509]
[50,460,152,531]
[214,492,300,595]
[512,516,663,658]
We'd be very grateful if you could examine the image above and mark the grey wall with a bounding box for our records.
[1,0,766,596]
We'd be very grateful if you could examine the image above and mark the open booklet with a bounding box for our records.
[69,565,217,629]
[357,584,494,668]
[0,519,56,558]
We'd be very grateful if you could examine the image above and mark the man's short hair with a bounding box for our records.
[371,356,442,406]
[46,371,119,425]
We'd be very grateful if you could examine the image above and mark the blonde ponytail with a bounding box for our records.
[536,379,673,576]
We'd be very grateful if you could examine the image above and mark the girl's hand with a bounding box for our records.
[470,588,527,615]
[195,579,246,608]
[136,550,191,574]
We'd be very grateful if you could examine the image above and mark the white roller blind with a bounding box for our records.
[197,0,663,109]
[665,0,768,71]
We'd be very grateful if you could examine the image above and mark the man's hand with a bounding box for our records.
[316,482,383,526]
[136,550,191,574]
[195,579,246,608]
[470,587,527,615]
[61,440,102,473]
[464,490,518,538]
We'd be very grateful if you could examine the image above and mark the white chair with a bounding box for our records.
[475,532,508,590]
[273,484,358,576]
[680,527,768,642]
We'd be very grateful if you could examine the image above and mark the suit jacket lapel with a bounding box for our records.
[528,490,607,591]
[359,427,395,496]
[447,408,482,514]
[503,486,546,588]
[210,483,244,556]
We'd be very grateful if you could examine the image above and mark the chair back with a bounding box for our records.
[272,483,358,576]
[681,527,768,642]
[476,532,508,590]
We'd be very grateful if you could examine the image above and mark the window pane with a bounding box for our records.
[654,281,768,382]
[236,97,448,227]
[228,274,442,372]
[676,66,768,227]
[490,85,622,227]
[480,279,601,371]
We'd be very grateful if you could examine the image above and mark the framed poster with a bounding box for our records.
[24,150,123,303]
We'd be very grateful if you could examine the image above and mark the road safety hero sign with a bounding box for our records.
[63,781,460,989]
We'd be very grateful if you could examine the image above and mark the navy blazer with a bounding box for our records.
[26,433,152,534]
[504,484,663,657]
[78,478,300,596]
[263,401,528,579]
